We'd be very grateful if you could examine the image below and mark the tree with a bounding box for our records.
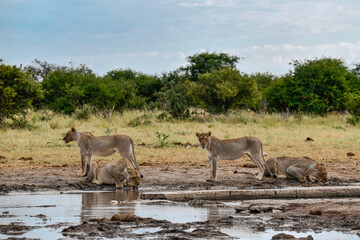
[250,72,278,94]
[42,66,148,115]
[187,67,260,113]
[41,66,94,114]
[0,63,43,122]
[23,59,60,82]
[105,69,162,103]
[266,58,355,114]
[180,51,241,81]
[155,71,191,119]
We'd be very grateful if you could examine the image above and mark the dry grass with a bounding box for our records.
[0,110,359,170]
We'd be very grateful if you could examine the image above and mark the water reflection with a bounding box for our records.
[80,189,139,222]
[82,189,139,206]
[0,191,358,240]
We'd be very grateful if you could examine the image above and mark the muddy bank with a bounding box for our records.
[60,198,360,239]
[141,186,360,201]
[1,164,359,193]
[62,214,230,239]
[1,164,360,239]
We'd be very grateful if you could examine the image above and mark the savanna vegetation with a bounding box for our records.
[0,53,359,171]
[1,52,359,125]
[0,110,358,171]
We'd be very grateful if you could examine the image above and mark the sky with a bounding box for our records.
[1,0,360,76]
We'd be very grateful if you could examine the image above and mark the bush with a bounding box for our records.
[74,105,93,120]
[266,58,357,114]
[105,69,162,103]
[42,66,147,115]
[0,63,43,122]
[346,93,360,124]
[187,67,260,113]
[155,72,192,119]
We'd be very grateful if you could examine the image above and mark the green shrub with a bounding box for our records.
[346,93,360,125]
[74,105,93,120]
[266,58,357,114]
[127,114,152,127]
[187,67,260,113]
[155,132,170,148]
[0,63,43,122]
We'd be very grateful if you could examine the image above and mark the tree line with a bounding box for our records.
[0,52,359,124]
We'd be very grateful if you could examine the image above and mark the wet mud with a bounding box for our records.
[62,214,230,239]
[61,197,360,239]
[1,164,360,239]
[1,164,359,193]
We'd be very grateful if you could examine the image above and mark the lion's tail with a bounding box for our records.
[260,141,274,177]
[130,138,143,178]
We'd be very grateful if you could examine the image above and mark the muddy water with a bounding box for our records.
[0,190,234,239]
[0,191,359,239]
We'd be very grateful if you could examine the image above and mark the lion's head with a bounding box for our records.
[63,127,77,144]
[310,163,328,183]
[124,158,141,189]
[128,167,141,190]
[196,131,212,149]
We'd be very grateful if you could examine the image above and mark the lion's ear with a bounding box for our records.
[71,127,76,132]
[207,131,211,136]
[196,132,200,137]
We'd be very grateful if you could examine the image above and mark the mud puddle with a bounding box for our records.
[0,190,234,239]
[1,190,360,239]
[222,226,359,240]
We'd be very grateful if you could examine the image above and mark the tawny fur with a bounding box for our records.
[87,158,141,188]
[264,156,328,183]
[196,131,269,181]
[63,127,140,177]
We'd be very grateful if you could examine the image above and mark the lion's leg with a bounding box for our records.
[92,179,101,185]
[112,175,124,189]
[286,166,307,182]
[249,153,265,180]
[80,154,87,176]
[265,157,284,179]
[123,170,131,187]
[86,162,96,181]
[85,155,92,176]
[208,157,218,181]
[273,161,286,179]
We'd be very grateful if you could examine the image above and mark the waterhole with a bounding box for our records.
[0,190,359,239]
[0,190,233,239]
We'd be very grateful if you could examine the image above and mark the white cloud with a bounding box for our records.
[144,51,159,57]
[230,41,360,74]
[272,56,283,63]
[174,0,360,36]
[178,0,235,7]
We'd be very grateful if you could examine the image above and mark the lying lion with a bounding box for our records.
[264,156,328,183]
[87,157,141,189]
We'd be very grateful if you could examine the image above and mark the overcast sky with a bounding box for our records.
[1,0,360,76]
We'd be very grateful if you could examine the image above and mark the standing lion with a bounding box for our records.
[196,131,269,181]
[63,127,142,178]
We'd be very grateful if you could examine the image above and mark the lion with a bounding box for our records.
[264,156,328,183]
[87,157,141,189]
[63,127,142,177]
[196,131,269,181]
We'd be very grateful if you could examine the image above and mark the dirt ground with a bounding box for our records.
[1,161,359,192]
[1,163,360,239]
